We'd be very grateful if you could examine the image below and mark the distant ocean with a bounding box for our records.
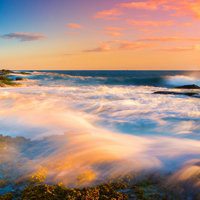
[21,70,200,87]
[0,70,200,190]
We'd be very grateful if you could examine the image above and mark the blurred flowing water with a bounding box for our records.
[0,70,200,189]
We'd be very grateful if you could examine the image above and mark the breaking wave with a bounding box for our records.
[0,70,200,193]
[165,75,200,87]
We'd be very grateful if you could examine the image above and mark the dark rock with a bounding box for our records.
[0,69,14,75]
[20,71,31,75]
[154,91,199,97]
[15,77,24,81]
[175,84,200,89]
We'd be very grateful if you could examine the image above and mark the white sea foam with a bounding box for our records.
[165,75,200,87]
[0,83,200,186]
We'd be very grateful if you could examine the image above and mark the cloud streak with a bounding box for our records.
[104,26,124,37]
[83,43,112,53]
[95,9,123,20]
[1,32,46,42]
[158,46,196,52]
[128,19,174,27]
[67,23,82,29]
[120,1,159,10]
[119,0,200,20]
[137,37,200,42]
[83,38,200,53]
[83,40,153,52]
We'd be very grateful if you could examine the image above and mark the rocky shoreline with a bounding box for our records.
[0,69,30,87]
[0,70,17,87]
[0,135,199,200]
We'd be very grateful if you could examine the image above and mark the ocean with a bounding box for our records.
[0,70,200,190]
[22,70,200,87]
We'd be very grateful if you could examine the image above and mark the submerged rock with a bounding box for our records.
[15,77,24,81]
[175,84,200,89]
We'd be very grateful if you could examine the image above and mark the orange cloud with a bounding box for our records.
[138,37,200,42]
[83,38,200,53]
[95,9,123,20]
[118,41,152,50]
[105,31,122,37]
[128,19,174,27]
[188,1,200,19]
[105,27,124,31]
[83,40,153,52]
[104,27,124,37]
[83,43,112,52]
[67,23,82,29]
[119,0,200,19]
[159,0,200,19]
[120,1,158,10]
[158,46,196,52]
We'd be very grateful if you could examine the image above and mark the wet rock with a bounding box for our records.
[15,77,24,81]
[154,91,199,97]
[175,84,200,89]
[20,71,31,75]
[0,69,14,75]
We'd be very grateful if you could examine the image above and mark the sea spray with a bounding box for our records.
[0,71,199,195]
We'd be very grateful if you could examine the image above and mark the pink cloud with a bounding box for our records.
[118,41,152,50]
[83,40,153,52]
[188,1,200,19]
[120,1,158,10]
[104,27,124,37]
[105,31,122,37]
[105,27,124,31]
[153,0,200,19]
[128,19,174,27]
[158,46,196,51]
[175,1,200,19]
[138,37,200,42]
[67,23,82,29]
[83,37,200,53]
[95,9,123,20]
[118,0,200,20]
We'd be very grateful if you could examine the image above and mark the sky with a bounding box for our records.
[0,0,200,70]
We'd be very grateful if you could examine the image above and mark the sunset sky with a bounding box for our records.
[1,0,200,70]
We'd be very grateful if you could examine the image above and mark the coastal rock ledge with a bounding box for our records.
[154,84,200,97]
[175,84,200,89]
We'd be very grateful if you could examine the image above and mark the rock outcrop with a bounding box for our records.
[154,91,199,97]
[175,84,200,89]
